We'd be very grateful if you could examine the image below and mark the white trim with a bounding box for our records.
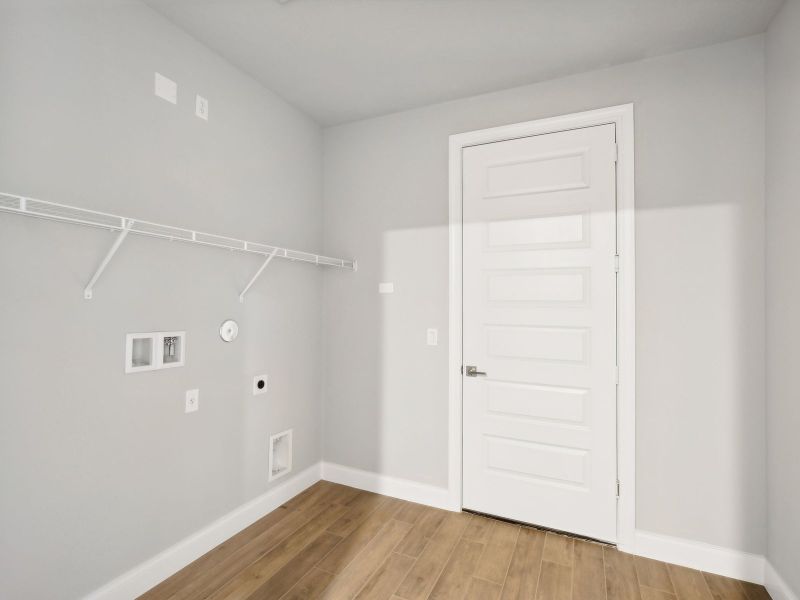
[321,462,453,511]
[633,530,765,584]
[447,125,465,514]
[766,562,800,600]
[448,104,636,546]
[84,462,322,600]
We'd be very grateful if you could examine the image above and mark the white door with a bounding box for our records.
[462,124,618,542]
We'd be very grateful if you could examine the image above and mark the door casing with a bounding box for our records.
[447,104,636,551]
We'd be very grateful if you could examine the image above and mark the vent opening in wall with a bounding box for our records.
[269,429,292,482]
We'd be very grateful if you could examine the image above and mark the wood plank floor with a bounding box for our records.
[140,482,771,600]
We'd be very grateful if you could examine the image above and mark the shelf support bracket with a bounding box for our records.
[84,219,134,300]
[239,247,279,303]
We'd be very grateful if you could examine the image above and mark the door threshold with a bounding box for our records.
[462,508,616,548]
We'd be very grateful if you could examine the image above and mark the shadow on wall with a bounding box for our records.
[325,197,765,554]
[377,227,448,485]
[321,17,766,563]
[323,224,448,490]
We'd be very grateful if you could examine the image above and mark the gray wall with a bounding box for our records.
[322,36,766,554]
[0,2,777,595]
[0,2,324,598]
[766,0,800,593]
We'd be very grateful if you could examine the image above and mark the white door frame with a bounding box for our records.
[447,104,636,550]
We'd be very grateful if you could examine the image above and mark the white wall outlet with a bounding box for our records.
[253,374,268,396]
[185,389,199,413]
[195,94,208,120]
[378,282,394,294]
[427,328,438,346]
[154,72,177,104]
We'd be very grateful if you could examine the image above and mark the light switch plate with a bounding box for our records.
[185,389,199,413]
[154,72,177,104]
[195,94,208,120]
[378,282,394,294]
[427,328,438,346]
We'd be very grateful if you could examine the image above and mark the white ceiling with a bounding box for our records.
[145,0,783,125]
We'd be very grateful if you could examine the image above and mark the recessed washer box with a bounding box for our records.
[125,333,158,373]
[159,331,185,369]
[124,331,185,373]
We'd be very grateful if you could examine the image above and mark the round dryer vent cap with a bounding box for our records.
[219,319,239,342]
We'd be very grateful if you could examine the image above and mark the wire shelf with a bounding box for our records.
[0,191,357,300]
[0,192,356,270]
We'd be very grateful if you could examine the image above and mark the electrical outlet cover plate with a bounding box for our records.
[185,389,199,413]
[427,328,438,346]
[253,374,268,396]
[196,94,208,120]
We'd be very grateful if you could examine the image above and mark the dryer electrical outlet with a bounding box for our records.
[253,374,268,396]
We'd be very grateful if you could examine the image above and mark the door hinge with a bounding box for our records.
[616,480,621,498]
[460,365,464,375]
[614,254,620,273]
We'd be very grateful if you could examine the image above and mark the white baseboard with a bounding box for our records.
[321,462,455,511]
[83,461,784,600]
[84,462,322,600]
[632,530,765,584]
[766,562,799,600]
[319,464,770,587]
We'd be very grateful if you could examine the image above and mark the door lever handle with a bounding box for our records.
[464,365,487,377]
